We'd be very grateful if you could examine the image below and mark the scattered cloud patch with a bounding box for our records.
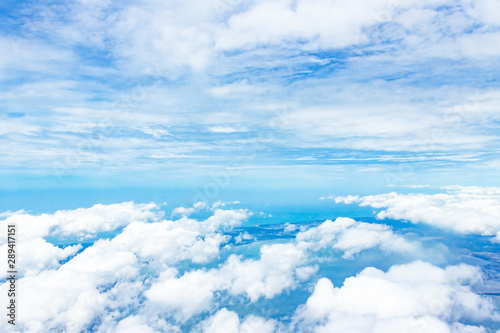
[296,217,421,259]
[334,186,500,241]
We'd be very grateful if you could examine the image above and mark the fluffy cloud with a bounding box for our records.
[8,244,139,332]
[0,202,159,280]
[146,268,219,321]
[143,241,311,320]
[292,261,499,333]
[0,201,252,277]
[113,315,165,333]
[296,217,421,258]
[334,186,500,241]
[3,238,81,277]
[1,202,160,241]
[171,201,208,217]
[0,202,252,331]
[196,308,276,333]
[143,215,425,318]
[219,243,308,301]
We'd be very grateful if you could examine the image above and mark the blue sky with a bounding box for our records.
[1,2,500,332]
[1,0,500,195]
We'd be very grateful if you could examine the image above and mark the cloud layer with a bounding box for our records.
[1,0,500,177]
[0,201,498,332]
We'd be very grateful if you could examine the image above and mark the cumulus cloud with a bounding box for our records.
[145,214,418,317]
[234,231,255,244]
[292,261,499,333]
[219,243,308,301]
[0,202,159,279]
[143,215,427,318]
[171,201,209,217]
[171,206,197,217]
[334,186,500,241]
[196,308,276,333]
[0,202,253,331]
[143,241,312,320]
[113,315,165,333]
[296,217,421,258]
[3,238,81,277]
[146,268,219,321]
[1,202,160,241]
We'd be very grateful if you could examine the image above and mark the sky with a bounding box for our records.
[1,0,500,197]
[1,1,500,332]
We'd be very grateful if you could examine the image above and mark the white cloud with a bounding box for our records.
[334,186,500,241]
[113,315,163,333]
[296,217,421,258]
[207,126,248,133]
[234,231,255,244]
[292,261,499,333]
[209,80,259,97]
[171,201,209,216]
[144,213,418,316]
[198,309,240,333]
[387,184,432,188]
[144,242,310,319]
[462,0,500,26]
[171,206,196,217]
[5,242,138,332]
[211,201,239,209]
[0,202,160,280]
[97,207,251,268]
[196,308,276,333]
[145,268,218,321]
[2,0,500,174]
[283,223,297,232]
[17,0,500,77]
[0,203,253,331]
[2,238,81,277]
[0,202,160,241]
[219,243,308,301]
[0,37,75,78]
[295,265,319,282]
[141,215,427,317]
[0,201,495,331]
[0,209,25,219]
[276,101,496,152]
[202,208,253,233]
